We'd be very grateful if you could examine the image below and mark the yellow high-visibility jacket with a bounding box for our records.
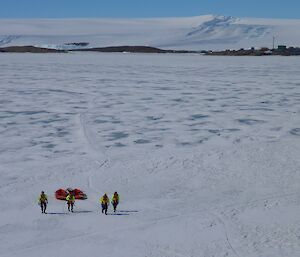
[111,194,120,203]
[38,194,48,203]
[100,196,110,204]
[66,194,75,202]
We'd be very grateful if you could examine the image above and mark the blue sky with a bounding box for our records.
[0,0,299,19]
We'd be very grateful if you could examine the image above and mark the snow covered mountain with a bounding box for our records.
[0,15,300,50]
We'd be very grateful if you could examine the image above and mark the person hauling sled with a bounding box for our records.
[111,192,120,213]
[38,191,48,214]
[100,193,110,215]
[66,192,75,212]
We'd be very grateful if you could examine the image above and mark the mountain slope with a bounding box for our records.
[0,15,300,50]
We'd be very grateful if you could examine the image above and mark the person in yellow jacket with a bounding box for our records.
[111,192,120,213]
[100,193,110,215]
[38,191,48,214]
[66,193,75,212]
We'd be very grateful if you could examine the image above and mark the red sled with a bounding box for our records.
[55,188,87,200]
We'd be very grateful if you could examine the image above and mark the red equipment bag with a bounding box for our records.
[55,188,87,200]
[55,188,67,200]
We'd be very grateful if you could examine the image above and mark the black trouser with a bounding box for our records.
[40,202,47,213]
[112,201,118,212]
[67,201,74,212]
[101,203,108,214]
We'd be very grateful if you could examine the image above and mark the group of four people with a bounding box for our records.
[38,191,120,215]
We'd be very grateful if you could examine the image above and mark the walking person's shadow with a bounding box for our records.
[108,210,139,215]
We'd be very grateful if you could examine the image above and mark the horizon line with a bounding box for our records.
[0,14,299,21]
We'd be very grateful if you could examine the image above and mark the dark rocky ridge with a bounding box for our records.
[0,46,66,53]
[0,45,196,54]
[71,46,196,53]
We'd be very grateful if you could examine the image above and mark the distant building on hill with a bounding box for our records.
[278,45,287,50]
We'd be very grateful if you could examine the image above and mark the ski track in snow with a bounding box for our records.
[77,112,110,193]
[0,53,300,257]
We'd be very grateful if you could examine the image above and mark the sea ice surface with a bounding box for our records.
[0,53,299,257]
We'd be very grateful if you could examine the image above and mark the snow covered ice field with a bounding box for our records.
[0,52,300,257]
